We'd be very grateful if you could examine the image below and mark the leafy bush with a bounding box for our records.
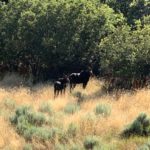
[64,103,80,114]
[94,104,111,117]
[122,113,150,137]
[83,136,100,150]
[39,102,53,115]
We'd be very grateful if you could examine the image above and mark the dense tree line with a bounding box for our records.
[0,0,149,86]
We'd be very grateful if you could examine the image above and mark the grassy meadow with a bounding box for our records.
[0,75,150,150]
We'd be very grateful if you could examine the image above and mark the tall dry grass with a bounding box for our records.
[0,74,150,149]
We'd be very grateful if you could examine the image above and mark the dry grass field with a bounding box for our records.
[0,74,150,150]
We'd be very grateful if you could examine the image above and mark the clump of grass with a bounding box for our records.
[3,98,16,110]
[67,123,79,138]
[83,135,100,150]
[39,102,53,115]
[121,113,150,137]
[23,144,32,150]
[94,104,111,117]
[64,103,80,114]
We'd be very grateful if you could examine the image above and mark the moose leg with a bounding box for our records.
[60,89,63,95]
[70,83,73,93]
[73,84,76,89]
[63,88,66,95]
[83,83,87,89]
[54,88,57,99]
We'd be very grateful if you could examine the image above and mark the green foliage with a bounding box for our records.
[99,25,150,79]
[64,103,80,114]
[122,113,150,137]
[0,0,149,86]
[83,136,100,150]
[94,104,111,117]
[0,0,125,78]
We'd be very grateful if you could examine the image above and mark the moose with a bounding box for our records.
[54,75,69,98]
[69,69,93,92]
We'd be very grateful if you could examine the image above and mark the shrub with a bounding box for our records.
[32,127,54,140]
[39,102,53,115]
[67,123,78,138]
[64,103,80,114]
[94,104,111,117]
[10,106,46,126]
[4,98,16,110]
[10,106,54,140]
[121,113,150,137]
[83,136,100,150]
[23,144,32,150]
[27,112,46,126]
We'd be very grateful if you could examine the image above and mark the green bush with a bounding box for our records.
[121,113,150,137]
[83,136,100,150]
[94,104,111,117]
[39,102,53,115]
[64,103,80,114]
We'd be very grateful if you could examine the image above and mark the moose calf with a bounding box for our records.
[54,76,69,98]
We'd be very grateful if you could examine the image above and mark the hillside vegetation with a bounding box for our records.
[0,0,150,149]
[0,78,150,149]
[0,0,149,81]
